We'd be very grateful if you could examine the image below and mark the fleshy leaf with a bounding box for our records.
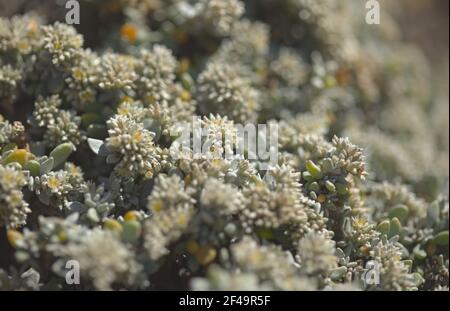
[50,142,74,168]
[87,138,108,156]
[40,157,54,175]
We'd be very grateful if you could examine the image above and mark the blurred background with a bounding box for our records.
[383,0,449,98]
[1,0,448,67]
[1,0,448,105]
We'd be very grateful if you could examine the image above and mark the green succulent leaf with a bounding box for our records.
[388,204,409,223]
[23,160,41,177]
[325,180,336,192]
[377,219,391,235]
[306,160,322,179]
[388,217,402,238]
[50,143,74,168]
[413,245,427,260]
[121,220,142,244]
[432,231,449,246]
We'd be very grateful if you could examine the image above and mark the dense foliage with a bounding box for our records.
[0,0,448,291]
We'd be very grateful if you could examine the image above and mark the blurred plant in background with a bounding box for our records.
[0,0,448,291]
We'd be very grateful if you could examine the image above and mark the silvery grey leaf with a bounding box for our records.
[38,191,50,205]
[40,157,54,175]
[87,138,108,156]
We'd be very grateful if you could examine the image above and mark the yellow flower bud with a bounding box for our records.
[104,219,123,232]
[124,210,138,222]
[121,24,138,43]
[2,149,30,166]
[7,229,24,248]
[186,240,199,254]
[195,245,217,266]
